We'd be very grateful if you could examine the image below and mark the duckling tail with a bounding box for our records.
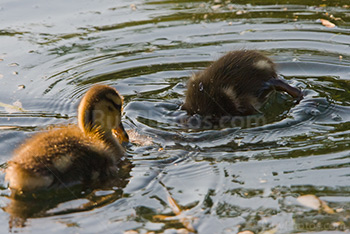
[5,162,54,192]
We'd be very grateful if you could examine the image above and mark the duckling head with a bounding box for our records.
[78,85,129,144]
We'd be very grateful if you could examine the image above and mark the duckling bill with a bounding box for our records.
[182,50,302,119]
[5,85,129,192]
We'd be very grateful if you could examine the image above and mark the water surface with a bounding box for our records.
[1,0,350,233]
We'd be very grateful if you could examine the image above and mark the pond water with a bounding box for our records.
[1,0,350,233]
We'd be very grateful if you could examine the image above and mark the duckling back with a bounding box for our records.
[182,50,302,119]
[5,126,124,191]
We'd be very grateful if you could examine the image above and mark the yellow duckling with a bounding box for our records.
[5,85,129,192]
[182,50,302,119]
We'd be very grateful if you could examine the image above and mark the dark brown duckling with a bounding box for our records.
[182,50,302,119]
[5,85,129,192]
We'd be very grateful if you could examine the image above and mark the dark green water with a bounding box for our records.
[1,0,350,233]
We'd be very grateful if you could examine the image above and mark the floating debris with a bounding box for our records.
[126,129,153,146]
[238,231,254,234]
[211,5,221,10]
[18,85,25,90]
[153,183,197,233]
[324,12,343,21]
[319,19,335,28]
[124,230,138,234]
[262,228,278,234]
[297,194,335,214]
[259,179,267,184]
[130,4,137,11]
[0,100,25,113]
[236,10,246,15]
[167,195,196,232]
[8,63,19,67]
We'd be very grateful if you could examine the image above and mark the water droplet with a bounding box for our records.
[199,82,203,91]
[306,108,320,116]
[331,113,342,121]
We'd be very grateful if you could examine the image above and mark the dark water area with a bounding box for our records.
[1,0,350,233]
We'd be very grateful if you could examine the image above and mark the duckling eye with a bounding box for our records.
[107,106,114,112]
[112,102,121,110]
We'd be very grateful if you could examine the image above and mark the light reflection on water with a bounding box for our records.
[0,0,350,233]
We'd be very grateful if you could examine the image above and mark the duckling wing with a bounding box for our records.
[6,126,117,191]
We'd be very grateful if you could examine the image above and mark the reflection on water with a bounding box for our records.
[1,0,350,233]
[3,160,131,230]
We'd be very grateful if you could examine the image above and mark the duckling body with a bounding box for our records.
[5,85,129,192]
[182,50,302,119]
